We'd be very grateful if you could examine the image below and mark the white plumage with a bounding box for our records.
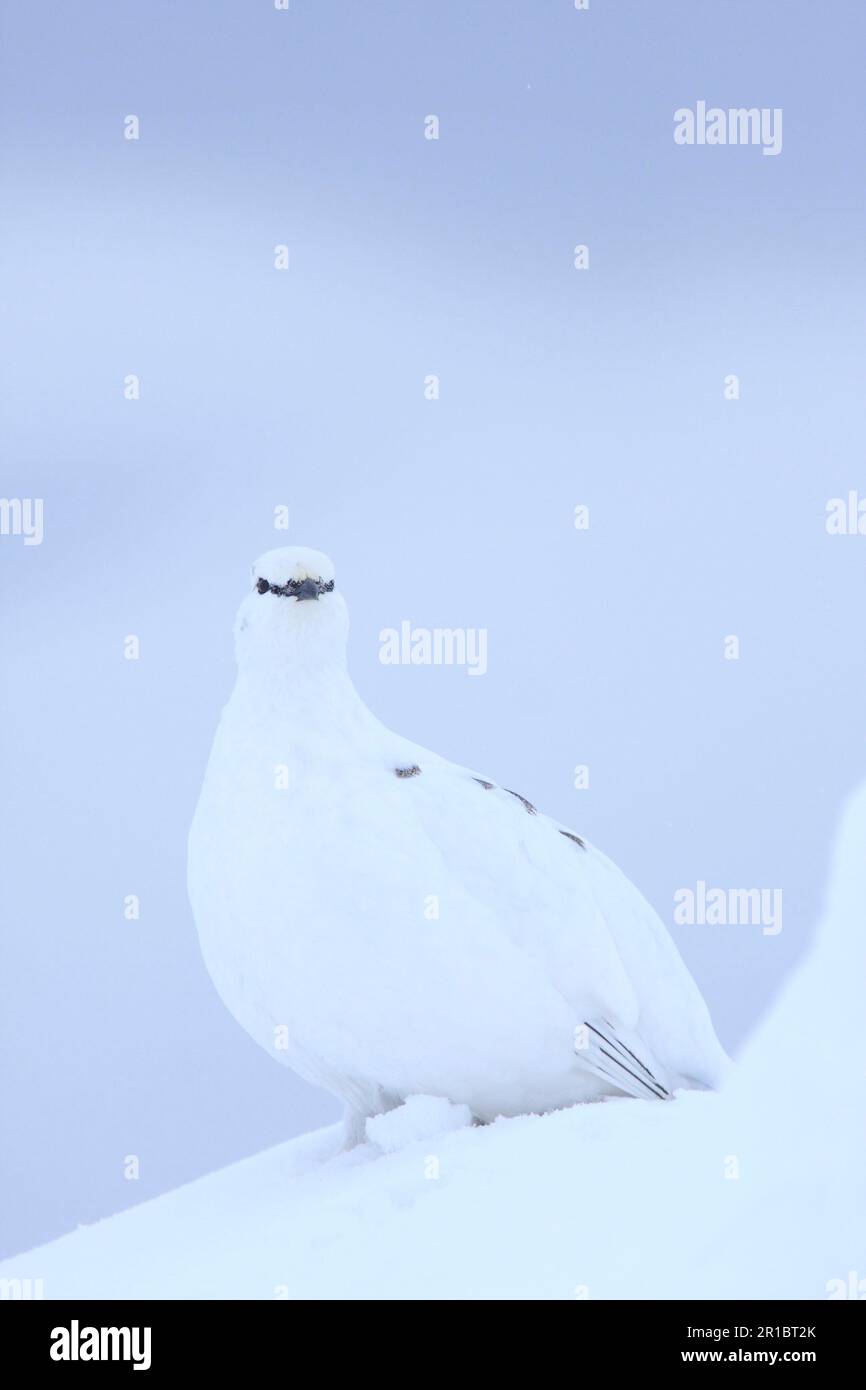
[189,546,729,1143]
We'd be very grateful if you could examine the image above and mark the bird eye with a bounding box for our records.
[256,578,270,594]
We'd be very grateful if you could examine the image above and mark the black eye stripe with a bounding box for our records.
[255,576,335,595]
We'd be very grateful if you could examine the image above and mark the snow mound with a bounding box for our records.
[366,1096,473,1152]
[3,784,865,1299]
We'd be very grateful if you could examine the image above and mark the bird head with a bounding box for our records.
[234,546,349,672]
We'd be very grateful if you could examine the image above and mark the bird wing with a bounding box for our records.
[577,1017,673,1100]
[385,739,728,1091]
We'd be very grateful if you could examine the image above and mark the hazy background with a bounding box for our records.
[2,0,864,1257]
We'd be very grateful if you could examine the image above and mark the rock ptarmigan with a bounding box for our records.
[189,546,730,1144]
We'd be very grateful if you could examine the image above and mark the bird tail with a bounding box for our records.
[576,1017,674,1101]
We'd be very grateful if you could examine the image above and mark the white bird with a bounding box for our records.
[189,546,730,1145]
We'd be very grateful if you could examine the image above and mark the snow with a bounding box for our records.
[365,1095,473,1152]
[4,784,864,1300]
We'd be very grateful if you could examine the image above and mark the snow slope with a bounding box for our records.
[4,786,865,1300]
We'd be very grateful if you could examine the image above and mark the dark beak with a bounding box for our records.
[296,578,320,602]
